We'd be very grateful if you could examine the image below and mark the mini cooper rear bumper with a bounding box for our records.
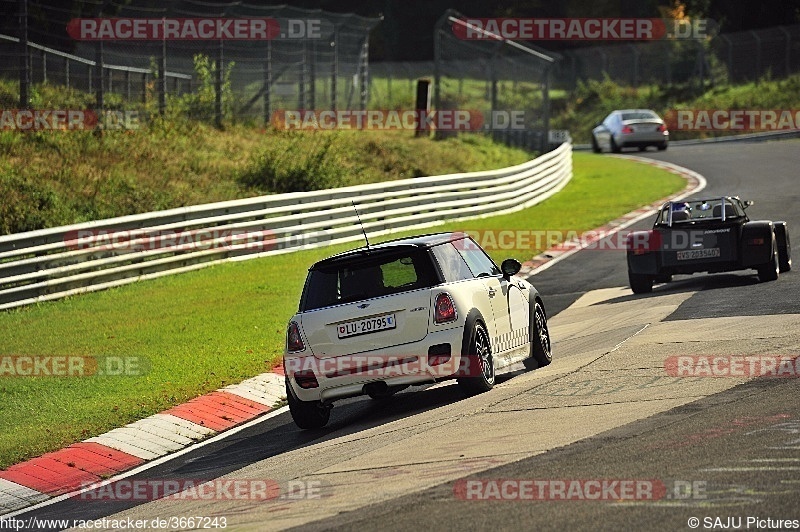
[285,326,466,403]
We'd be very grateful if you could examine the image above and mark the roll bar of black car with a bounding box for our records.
[663,197,732,227]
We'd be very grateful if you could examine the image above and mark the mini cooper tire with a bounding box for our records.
[524,301,552,369]
[457,322,495,395]
[286,377,330,429]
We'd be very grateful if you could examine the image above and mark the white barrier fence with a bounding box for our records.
[0,142,572,310]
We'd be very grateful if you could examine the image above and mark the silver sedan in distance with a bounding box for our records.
[592,109,669,153]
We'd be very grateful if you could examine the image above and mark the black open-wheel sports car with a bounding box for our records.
[626,197,791,294]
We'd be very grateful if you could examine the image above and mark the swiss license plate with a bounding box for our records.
[677,248,721,260]
[337,314,396,338]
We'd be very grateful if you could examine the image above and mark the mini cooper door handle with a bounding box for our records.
[487,287,497,297]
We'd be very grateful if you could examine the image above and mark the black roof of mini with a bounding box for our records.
[310,232,467,269]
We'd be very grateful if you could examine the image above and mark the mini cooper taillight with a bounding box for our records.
[287,321,305,352]
[434,293,457,324]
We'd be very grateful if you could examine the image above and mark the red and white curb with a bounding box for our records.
[519,155,707,277]
[0,370,287,515]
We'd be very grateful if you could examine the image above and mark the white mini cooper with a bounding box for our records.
[283,232,551,429]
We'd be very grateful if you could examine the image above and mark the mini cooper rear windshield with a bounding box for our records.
[300,249,439,311]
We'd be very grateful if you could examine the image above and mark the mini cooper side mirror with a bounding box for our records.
[501,258,522,278]
[743,200,754,209]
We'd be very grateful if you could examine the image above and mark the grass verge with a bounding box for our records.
[0,152,685,468]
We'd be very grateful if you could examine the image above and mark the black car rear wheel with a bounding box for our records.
[757,240,780,282]
[629,271,653,294]
[775,223,792,272]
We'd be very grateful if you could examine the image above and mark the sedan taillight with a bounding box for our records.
[657,124,667,132]
[434,293,457,324]
[287,321,305,352]
[621,125,634,134]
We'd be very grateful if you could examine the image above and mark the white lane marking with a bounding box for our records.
[701,467,800,472]
[0,407,290,518]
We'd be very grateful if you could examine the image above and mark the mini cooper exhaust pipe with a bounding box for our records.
[363,381,389,397]
[362,381,409,399]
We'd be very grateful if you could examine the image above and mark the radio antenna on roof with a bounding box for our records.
[352,201,371,251]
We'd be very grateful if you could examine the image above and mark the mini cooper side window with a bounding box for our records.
[453,238,501,278]
[431,243,474,282]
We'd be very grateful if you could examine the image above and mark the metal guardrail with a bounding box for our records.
[0,142,572,310]
[0,33,192,79]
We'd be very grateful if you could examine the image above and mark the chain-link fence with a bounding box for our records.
[0,0,381,124]
[369,61,435,109]
[552,23,800,89]
[432,10,560,153]
[7,2,794,145]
